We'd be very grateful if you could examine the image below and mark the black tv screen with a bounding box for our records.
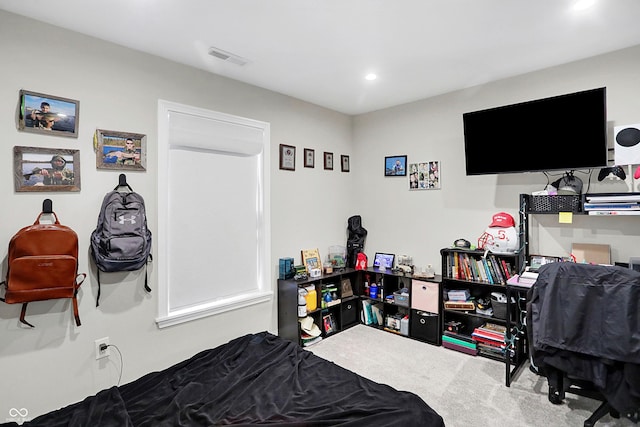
[463,87,607,175]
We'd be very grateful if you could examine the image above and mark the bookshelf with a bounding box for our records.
[440,247,527,384]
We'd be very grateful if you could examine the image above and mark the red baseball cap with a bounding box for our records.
[489,212,515,228]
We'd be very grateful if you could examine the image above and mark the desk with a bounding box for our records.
[505,282,531,386]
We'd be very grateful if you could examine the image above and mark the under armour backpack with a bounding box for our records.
[1,209,86,327]
[90,189,152,306]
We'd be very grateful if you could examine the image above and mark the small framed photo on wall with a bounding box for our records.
[341,155,350,172]
[409,161,440,190]
[14,146,81,192]
[279,144,296,170]
[304,148,315,168]
[385,155,407,176]
[18,90,80,138]
[95,129,147,171]
[324,152,334,170]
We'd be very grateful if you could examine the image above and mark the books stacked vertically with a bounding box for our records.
[445,251,513,284]
[472,322,507,358]
[584,193,640,216]
[360,300,383,326]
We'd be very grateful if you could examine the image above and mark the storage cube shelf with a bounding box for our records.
[277,268,442,348]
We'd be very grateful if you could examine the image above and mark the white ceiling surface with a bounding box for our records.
[2,1,640,115]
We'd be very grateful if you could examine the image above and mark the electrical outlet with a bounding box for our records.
[95,337,110,360]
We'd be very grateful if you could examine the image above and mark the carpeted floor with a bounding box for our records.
[307,324,635,427]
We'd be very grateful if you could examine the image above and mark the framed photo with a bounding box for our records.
[340,278,353,298]
[341,155,350,172]
[385,155,407,176]
[324,152,333,170]
[301,248,322,273]
[18,90,79,138]
[14,146,81,192]
[304,148,315,168]
[279,144,296,171]
[95,129,147,171]
[409,161,440,190]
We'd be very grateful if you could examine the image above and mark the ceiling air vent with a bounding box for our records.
[208,46,249,66]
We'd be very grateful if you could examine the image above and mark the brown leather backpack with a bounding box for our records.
[1,210,86,327]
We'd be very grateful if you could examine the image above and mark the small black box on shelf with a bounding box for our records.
[341,300,358,328]
[410,309,439,344]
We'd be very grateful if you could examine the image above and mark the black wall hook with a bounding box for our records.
[114,173,133,192]
[42,199,53,214]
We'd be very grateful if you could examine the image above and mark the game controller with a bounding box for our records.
[598,166,626,181]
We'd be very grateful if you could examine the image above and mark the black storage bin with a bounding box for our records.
[341,298,358,328]
[410,309,440,345]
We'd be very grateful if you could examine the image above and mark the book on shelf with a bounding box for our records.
[444,300,476,311]
[472,329,505,343]
[443,340,479,356]
[500,259,513,279]
[583,202,640,210]
[442,334,477,350]
[472,335,506,349]
[301,335,323,347]
[587,210,640,216]
[481,322,507,334]
[585,194,640,203]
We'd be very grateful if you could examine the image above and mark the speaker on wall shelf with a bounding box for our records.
[613,123,640,166]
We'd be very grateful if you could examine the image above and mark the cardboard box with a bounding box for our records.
[571,243,611,265]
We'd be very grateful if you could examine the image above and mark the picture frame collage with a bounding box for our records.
[14,89,147,193]
[279,144,349,173]
[385,154,441,190]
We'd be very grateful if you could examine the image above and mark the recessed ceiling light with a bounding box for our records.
[573,0,596,11]
[365,73,377,81]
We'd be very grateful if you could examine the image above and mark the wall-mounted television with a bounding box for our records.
[463,87,607,175]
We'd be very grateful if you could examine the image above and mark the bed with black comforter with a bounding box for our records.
[5,332,444,426]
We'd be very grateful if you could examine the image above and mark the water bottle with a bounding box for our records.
[298,289,307,317]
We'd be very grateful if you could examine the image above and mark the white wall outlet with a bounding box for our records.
[95,337,110,360]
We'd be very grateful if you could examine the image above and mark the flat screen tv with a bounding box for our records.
[463,87,607,175]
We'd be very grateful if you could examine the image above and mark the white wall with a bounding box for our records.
[2,8,639,422]
[352,45,640,271]
[0,11,353,420]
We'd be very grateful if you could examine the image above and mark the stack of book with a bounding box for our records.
[442,332,478,355]
[472,322,507,358]
[583,193,640,216]
[301,332,323,347]
[444,289,476,311]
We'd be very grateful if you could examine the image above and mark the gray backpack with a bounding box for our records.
[90,186,152,306]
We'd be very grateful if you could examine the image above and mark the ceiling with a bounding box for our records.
[2,0,640,115]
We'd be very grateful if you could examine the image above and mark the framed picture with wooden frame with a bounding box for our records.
[341,155,350,172]
[304,148,315,168]
[14,146,81,192]
[18,89,80,138]
[279,144,296,171]
[324,152,333,170]
[301,248,322,273]
[95,129,147,170]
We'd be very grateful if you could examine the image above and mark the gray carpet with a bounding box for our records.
[307,324,635,427]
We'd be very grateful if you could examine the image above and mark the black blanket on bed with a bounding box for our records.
[6,332,444,426]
